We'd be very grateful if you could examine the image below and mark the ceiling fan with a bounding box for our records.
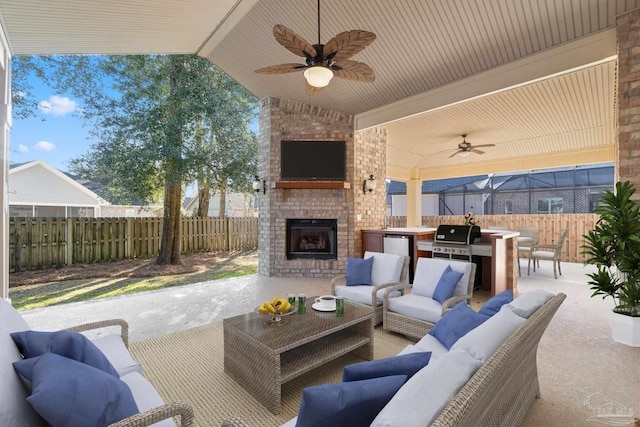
[449,134,496,158]
[255,0,376,96]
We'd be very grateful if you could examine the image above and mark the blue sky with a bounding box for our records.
[10,78,97,172]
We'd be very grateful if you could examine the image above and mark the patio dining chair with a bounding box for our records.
[517,226,539,276]
[528,228,569,279]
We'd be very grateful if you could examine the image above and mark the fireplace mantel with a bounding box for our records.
[272,181,351,189]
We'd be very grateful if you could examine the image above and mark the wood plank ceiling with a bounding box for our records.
[1,0,639,179]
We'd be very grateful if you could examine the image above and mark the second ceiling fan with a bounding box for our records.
[449,134,496,158]
[255,0,377,96]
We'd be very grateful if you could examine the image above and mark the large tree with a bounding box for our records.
[19,54,257,265]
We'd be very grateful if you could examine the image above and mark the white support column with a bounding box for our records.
[0,22,10,300]
[405,179,423,228]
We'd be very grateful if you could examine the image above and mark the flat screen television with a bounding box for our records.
[281,140,346,181]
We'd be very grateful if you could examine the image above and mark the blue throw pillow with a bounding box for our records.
[11,330,119,377]
[296,375,407,427]
[13,353,138,427]
[432,265,464,304]
[342,352,431,382]
[345,256,374,286]
[429,303,490,349]
[479,289,514,316]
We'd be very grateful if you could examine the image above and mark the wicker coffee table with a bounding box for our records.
[223,299,374,414]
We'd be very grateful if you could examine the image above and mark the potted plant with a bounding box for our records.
[582,181,640,346]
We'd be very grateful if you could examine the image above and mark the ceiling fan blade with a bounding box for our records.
[273,24,316,58]
[332,60,375,82]
[306,82,325,96]
[472,144,496,148]
[324,30,376,62]
[255,63,307,74]
[472,149,486,155]
[448,150,462,158]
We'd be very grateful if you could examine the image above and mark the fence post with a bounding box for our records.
[126,218,133,258]
[65,218,74,266]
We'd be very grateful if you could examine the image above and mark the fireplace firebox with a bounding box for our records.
[286,219,337,260]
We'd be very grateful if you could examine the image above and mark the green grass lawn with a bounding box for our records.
[10,258,257,311]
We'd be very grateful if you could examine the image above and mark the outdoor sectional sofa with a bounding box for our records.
[0,298,194,427]
[223,289,566,427]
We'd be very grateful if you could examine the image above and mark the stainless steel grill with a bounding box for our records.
[432,225,481,259]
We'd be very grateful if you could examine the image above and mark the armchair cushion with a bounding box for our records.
[411,258,472,299]
[92,334,143,377]
[432,265,464,304]
[13,353,138,427]
[334,285,401,307]
[386,294,443,323]
[428,302,489,349]
[478,289,514,316]
[342,352,431,382]
[296,375,407,427]
[451,305,526,363]
[346,257,374,286]
[11,330,119,377]
[364,251,404,286]
[371,349,483,427]
[508,290,555,318]
[120,372,176,427]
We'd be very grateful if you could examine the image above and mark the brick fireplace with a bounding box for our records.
[256,97,387,278]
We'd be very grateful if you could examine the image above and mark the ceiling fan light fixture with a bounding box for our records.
[459,150,472,157]
[304,65,334,87]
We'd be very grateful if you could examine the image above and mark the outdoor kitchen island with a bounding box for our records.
[362,227,519,296]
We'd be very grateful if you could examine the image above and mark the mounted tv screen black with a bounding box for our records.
[281,140,346,181]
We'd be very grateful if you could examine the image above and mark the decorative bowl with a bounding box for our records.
[255,304,297,324]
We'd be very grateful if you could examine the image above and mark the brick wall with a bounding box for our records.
[617,9,640,195]
[257,97,353,277]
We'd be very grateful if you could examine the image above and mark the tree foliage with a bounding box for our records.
[21,54,258,264]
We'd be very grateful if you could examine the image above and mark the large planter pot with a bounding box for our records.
[607,311,640,347]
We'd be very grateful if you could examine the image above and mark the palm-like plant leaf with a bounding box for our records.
[332,60,375,82]
[324,30,376,62]
[273,25,316,58]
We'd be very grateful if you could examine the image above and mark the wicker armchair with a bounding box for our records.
[383,258,476,340]
[331,252,410,325]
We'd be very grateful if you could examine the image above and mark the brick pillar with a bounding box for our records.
[617,9,640,194]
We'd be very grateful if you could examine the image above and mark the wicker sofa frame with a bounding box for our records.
[331,254,410,325]
[382,263,477,340]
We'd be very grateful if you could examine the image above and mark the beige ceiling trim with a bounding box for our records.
[355,29,617,131]
[407,146,615,182]
[197,0,260,58]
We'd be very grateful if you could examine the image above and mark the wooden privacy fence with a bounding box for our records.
[9,217,258,272]
[420,213,599,263]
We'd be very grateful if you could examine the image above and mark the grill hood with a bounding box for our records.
[435,225,481,245]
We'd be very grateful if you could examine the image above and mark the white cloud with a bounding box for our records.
[17,144,29,153]
[35,141,56,151]
[38,95,78,116]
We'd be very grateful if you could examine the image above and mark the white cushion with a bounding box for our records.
[280,417,297,427]
[0,300,47,427]
[371,348,483,427]
[92,334,143,377]
[413,333,449,360]
[508,290,555,318]
[121,372,177,427]
[364,251,404,286]
[334,285,401,306]
[387,294,443,323]
[451,305,526,363]
[531,250,555,259]
[411,258,473,298]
